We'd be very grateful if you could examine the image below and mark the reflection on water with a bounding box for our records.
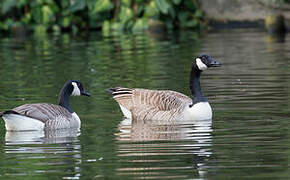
[117,118,212,142]
[116,118,212,179]
[5,128,80,145]
[4,129,81,179]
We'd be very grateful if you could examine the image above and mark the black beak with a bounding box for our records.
[209,60,222,67]
[81,91,90,97]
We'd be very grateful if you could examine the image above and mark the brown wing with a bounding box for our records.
[9,103,72,123]
[108,87,191,114]
[132,89,191,111]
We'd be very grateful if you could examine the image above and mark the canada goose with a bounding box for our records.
[107,54,221,121]
[0,80,90,131]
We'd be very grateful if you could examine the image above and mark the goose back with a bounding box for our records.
[1,103,81,130]
[11,103,73,122]
[108,87,192,121]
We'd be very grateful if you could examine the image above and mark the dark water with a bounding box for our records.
[0,29,290,179]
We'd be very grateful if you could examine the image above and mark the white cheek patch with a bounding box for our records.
[71,82,81,96]
[196,58,208,71]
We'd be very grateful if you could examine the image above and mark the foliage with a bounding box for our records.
[0,0,204,33]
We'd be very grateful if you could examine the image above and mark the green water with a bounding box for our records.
[0,29,290,179]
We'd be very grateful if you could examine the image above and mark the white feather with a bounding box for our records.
[71,82,81,96]
[71,112,81,127]
[196,58,208,71]
[3,114,44,131]
[119,105,132,119]
[182,102,212,120]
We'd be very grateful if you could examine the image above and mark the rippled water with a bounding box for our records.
[0,29,290,179]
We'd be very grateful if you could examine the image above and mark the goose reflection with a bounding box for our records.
[4,129,82,179]
[115,118,213,179]
[116,118,212,142]
[5,128,80,145]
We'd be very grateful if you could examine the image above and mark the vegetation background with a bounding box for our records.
[0,0,205,34]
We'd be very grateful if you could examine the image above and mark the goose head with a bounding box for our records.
[58,80,90,113]
[70,80,90,97]
[194,54,222,71]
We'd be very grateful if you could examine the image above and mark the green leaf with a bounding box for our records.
[36,0,44,5]
[102,20,111,33]
[155,0,170,14]
[132,18,147,32]
[172,0,182,5]
[42,5,54,24]
[2,18,14,30]
[194,10,202,18]
[119,7,133,23]
[21,13,31,24]
[69,0,86,12]
[121,0,131,7]
[92,0,114,14]
[144,1,158,17]
[52,24,60,33]
[111,22,124,31]
[186,19,198,28]
[34,24,47,34]
[62,17,71,28]
[2,0,17,14]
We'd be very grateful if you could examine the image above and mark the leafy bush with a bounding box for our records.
[0,0,204,33]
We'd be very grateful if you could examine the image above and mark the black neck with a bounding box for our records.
[58,82,74,113]
[189,65,207,105]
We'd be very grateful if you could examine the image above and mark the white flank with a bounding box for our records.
[119,105,132,119]
[72,112,81,127]
[3,114,44,131]
[196,58,208,71]
[71,82,81,96]
[182,102,212,120]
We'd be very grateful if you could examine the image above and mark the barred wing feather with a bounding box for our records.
[10,103,72,123]
[108,87,192,120]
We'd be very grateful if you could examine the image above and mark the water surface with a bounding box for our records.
[0,29,290,179]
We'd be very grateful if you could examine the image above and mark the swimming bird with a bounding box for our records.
[107,54,221,121]
[0,80,90,131]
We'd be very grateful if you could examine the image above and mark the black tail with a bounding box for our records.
[106,88,117,96]
[106,87,133,97]
[0,110,20,117]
